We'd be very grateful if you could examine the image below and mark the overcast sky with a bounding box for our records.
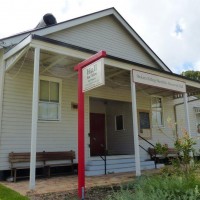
[0,0,200,74]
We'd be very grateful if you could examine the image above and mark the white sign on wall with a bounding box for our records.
[132,70,186,92]
[83,58,105,92]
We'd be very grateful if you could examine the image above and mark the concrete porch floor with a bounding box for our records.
[0,169,159,196]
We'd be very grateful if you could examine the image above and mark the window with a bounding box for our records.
[115,115,124,131]
[38,76,62,121]
[138,110,151,139]
[151,96,163,126]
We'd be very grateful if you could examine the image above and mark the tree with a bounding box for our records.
[181,70,200,81]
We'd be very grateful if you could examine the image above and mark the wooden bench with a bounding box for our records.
[44,151,75,177]
[9,150,76,182]
[9,152,45,182]
[148,147,179,164]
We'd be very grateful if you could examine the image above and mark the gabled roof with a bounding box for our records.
[0,7,171,72]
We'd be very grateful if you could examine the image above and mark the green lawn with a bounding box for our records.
[0,184,29,200]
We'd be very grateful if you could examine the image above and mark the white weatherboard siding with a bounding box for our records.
[47,16,161,69]
[0,60,175,170]
[0,62,80,170]
[175,100,200,152]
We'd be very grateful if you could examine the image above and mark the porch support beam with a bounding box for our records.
[183,92,191,137]
[130,72,141,176]
[29,47,40,190]
[41,56,65,73]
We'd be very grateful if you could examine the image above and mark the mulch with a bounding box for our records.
[27,185,121,200]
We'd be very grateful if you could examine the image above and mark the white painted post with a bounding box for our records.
[0,52,5,143]
[29,47,40,190]
[183,92,191,137]
[130,71,141,176]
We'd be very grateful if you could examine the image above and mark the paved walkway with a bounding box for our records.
[0,169,159,196]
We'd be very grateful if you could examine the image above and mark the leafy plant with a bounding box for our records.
[173,129,196,176]
[154,142,168,156]
[106,175,200,200]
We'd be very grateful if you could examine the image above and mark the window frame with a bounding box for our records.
[151,96,164,127]
[38,76,62,122]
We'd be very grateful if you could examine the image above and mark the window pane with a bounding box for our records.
[40,80,49,101]
[152,97,162,108]
[50,82,59,102]
[48,103,59,119]
[38,102,59,120]
[152,111,163,126]
[38,102,48,120]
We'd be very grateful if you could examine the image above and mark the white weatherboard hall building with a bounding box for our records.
[0,8,200,187]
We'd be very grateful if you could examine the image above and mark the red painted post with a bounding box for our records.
[74,51,106,199]
[77,68,85,198]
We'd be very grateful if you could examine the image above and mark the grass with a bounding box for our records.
[0,184,29,200]
[105,174,200,200]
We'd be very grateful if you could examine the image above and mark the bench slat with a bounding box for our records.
[9,150,76,182]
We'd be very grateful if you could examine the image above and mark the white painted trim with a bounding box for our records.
[30,40,91,60]
[183,93,191,136]
[5,46,29,72]
[130,72,141,176]
[30,39,200,90]
[39,75,62,121]
[29,47,40,190]
[3,35,32,60]
[1,9,114,48]
[1,8,169,71]
[113,10,170,72]
[0,51,6,146]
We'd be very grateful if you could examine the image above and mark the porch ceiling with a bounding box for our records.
[6,47,200,99]
[7,47,132,85]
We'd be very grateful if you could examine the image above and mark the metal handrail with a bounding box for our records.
[88,133,107,175]
[138,135,157,168]
[139,135,155,147]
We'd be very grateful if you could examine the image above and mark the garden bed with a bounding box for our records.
[28,185,122,200]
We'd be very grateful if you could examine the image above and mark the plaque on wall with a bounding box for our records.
[138,110,151,139]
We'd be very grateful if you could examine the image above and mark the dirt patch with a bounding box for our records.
[28,185,121,200]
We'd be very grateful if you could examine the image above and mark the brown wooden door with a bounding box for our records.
[90,113,105,156]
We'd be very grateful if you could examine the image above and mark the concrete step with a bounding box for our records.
[87,158,137,166]
[85,156,164,176]
[85,163,164,176]
[86,160,155,171]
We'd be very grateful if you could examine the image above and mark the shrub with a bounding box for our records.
[106,175,200,200]
[154,142,168,156]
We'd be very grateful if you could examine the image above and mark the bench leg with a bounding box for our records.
[10,169,13,178]
[47,167,50,178]
[14,169,17,182]
[71,165,74,174]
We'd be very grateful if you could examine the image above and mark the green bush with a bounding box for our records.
[106,175,200,200]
